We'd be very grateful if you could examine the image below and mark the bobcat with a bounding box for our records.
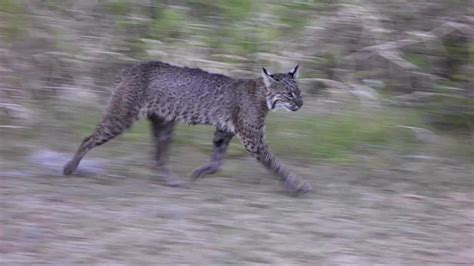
[63,61,311,194]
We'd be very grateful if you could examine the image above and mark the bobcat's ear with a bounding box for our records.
[262,67,274,87]
[289,65,299,78]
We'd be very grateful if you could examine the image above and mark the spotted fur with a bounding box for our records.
[63,61,311,194]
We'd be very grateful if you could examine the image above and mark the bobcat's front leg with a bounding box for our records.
[191,129,233,180]
[236,128,312,195]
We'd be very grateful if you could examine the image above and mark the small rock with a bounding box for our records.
[28,149,107,176]
[362,79,385,89]
[401,155,441,162]
[397,126,439,144]
[350,84,380,100]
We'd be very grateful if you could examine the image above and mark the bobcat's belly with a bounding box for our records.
[178,113,234,133]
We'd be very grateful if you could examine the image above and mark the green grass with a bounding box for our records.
[405,53,429,70]
[266,107,420,163]
[72,109,407,163]
[0,0,27,40]
[220,0,254,20]
[150,8,187,40]
[469,42,474,65]
[0,0,23,13]
[104,0,130,16]
[275,3,311,33]
[65,103,472,164]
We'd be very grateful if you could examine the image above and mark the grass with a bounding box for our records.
[150,8,187,40]
[64,104,421,163]
[104,0,130,16]
[0,0,27,40]
[266,107,419,163]
[0,0,23,13]
[405,53,430,70]
[61,101,472,165]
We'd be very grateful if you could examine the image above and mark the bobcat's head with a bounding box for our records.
[262,65,303,112]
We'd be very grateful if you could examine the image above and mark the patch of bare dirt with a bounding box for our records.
[1,152,473,265]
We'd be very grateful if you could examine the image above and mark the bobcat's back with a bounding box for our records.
[111,61,248,132]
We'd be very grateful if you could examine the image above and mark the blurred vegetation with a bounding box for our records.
[0,0,473,164]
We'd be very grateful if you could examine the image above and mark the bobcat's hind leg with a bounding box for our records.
[191,129,233,180]
[63,115,135,175]
[149,115,183,187]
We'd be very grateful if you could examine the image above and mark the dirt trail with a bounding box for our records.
[1,155,473,265]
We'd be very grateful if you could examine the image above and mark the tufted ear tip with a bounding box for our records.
[289,65,299,77]
[262,67,271,77]
[262,67,274,87]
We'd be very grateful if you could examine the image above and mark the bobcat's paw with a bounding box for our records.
[283,175,312,196]
[190,163,219,180]
[63,161,77,176]
[160,171,188,188]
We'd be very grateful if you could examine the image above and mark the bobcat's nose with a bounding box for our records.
[296,98,303,108]
[289,101,302,111]
[289,105,300,111]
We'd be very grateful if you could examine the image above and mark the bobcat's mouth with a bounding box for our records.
[287,104,300,112]
[271,101,300,112]
[267,95,302,112]
[283,103,301,112]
